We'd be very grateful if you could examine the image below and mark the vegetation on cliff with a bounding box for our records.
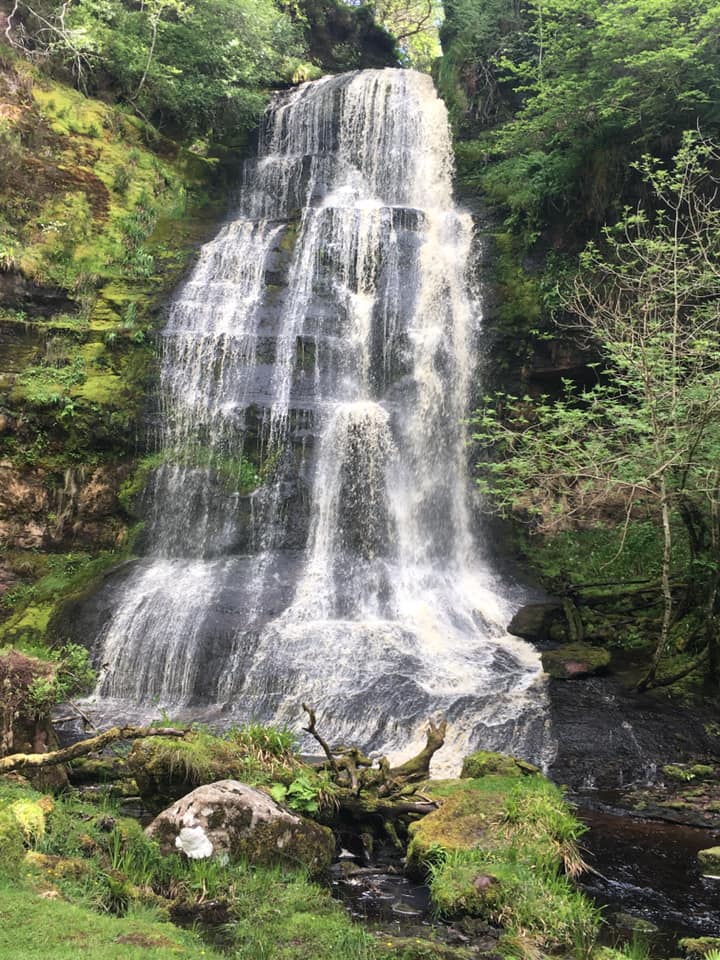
[442,0,720,691]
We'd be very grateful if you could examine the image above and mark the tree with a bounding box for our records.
[367,0,442,71]
[473,133,720,689]
[477,0,720,237]
[4,0,307,139]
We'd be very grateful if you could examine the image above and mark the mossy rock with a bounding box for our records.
[146,780,334,878]
[541,642,610,679]
[406,778,511,877]
[697,847,720,875]
[406,775,597,949]
[68,755,130,784]
[680,937,720,958]
[460,750,539,780]
[663,762,715,783]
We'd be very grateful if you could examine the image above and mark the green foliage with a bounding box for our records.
[26,643,95,714]
[270,771,335,814]
[519,520,681,588]
[8,0,306,141]
[368,0,442,71]
[474,134,720,685]
[475,135,720,533]
[448,0,720,238]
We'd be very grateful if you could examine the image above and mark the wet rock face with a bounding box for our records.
[146,780,334,877]
[548,675,720,792]
[0,271,74,316]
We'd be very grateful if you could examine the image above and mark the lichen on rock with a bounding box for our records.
[146,779,334,876]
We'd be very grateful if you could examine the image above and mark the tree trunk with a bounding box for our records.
[637,489,674,692]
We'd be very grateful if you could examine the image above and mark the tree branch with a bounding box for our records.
[0,726,187,772]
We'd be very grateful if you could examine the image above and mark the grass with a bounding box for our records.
[409,775,601,956]
[0,779,392,960]
[0,877,220,960]
[128,723,340,818]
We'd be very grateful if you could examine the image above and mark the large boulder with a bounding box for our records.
[541,642,610,679]
[146,780,334,877]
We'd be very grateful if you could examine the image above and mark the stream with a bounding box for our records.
[330,806,719,954]
[579,806,720,950]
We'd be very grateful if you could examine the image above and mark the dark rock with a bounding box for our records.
[507,602,564,643]
[548,674,720,792]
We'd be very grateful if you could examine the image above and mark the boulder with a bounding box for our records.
[508,602,564,643]
[461,750,539,780]
[541,642,610,679]
[146,780,334,877]
[697,846,720,876]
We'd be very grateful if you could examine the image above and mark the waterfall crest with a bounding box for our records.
[89,69,552,772]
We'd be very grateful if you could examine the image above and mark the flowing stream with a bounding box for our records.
[87,69,552,772]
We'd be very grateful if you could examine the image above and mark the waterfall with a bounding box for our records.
[88,69,552,772]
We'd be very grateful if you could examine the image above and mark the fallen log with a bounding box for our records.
[0,725,187,773]
[302,704,446,801]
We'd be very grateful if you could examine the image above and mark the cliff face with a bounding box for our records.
[0,52,221,638]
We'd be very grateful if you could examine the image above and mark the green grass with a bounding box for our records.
[0,877,220,960]
[0,780,393,960]
[409,775,601,956]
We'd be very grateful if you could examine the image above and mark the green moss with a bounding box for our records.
[118,453,166,517]
[229,814,335,877]
[407,776,598,954]
[697,847,720,874]
[278,220,300,254]
[541,643,611,679]
[0,550,130,650]
[460,750,538,780]
[680,937,720,958]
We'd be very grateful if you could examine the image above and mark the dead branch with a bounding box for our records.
[0,725,187,772]
[302,706,447,800]
[302,703,338,772]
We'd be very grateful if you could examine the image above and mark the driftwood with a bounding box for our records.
[0,725,186,773]
[302,703,445,808]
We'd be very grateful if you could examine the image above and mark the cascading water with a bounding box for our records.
[86,69,553,772]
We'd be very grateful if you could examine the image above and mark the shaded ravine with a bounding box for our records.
[80,69,552,772]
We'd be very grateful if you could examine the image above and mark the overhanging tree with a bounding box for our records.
[474,132,720,689]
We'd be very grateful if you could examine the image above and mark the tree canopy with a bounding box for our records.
[441,0,720,239]
[473,134,720,688]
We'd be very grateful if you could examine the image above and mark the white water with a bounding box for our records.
[88,69,552,773]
